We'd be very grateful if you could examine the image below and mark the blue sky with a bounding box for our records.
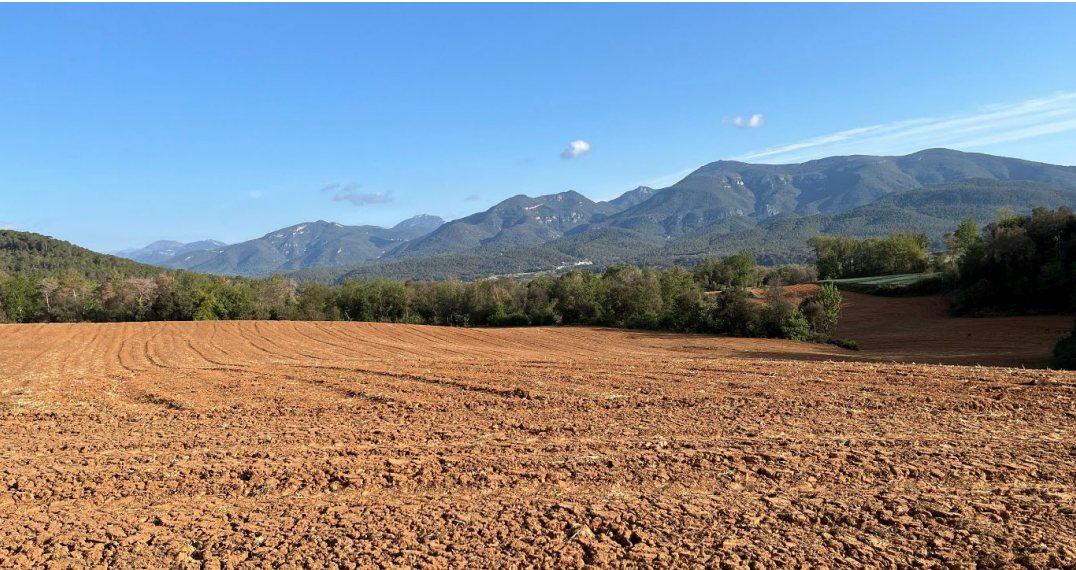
[1,4,1075,251]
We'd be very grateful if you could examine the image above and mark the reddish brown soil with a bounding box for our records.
[834,291,1074,368]
[2,320,1076,569]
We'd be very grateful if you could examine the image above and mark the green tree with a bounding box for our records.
[659,266,702,331]
[254,275,296,320]
[693,251,758,290]
[759,284,795,338]
[552,270,603,324]
[946,218,982,258]
[723,251,758,289]
[602,266,662,329]
[293,282,338,321]
[782,310,811,341]
[193,291,222,321]
[0,273,41,322]
[815,282,842,335]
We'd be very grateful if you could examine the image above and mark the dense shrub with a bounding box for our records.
[800,282,841,335]
[1051,321,1076,370]
[694,251,758,290]
[762,264,819,286]
[949,208,1076,315]
[827,337,861,351]
[781,310,811,341]
[809,232,931,279]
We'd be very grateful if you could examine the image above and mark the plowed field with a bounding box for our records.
[2,319,1076,569]
[834,290,1075,368]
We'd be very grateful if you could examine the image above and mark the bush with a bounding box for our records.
[526,306,557,326]
[694,252,758,291]
[704,288,760,337]
[763,264,818,286]
[488,303,531,327]
[1051,324,1076,370]
[827,337,861,351]
[760,285,795,338]
[781,310,810,341]
[795,283,851,345]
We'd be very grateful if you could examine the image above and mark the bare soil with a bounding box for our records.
[834,291,1074,368]
[2,315,1075,569]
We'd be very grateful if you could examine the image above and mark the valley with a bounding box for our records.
[6,5,1076,569]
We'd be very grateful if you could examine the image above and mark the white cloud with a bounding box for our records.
[327,182,393,206]
[729,114,764,128]
[319,182,393,206]
[734,91,1076,164]
[560,140,592,160]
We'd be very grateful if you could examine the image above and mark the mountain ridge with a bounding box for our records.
[121,149,1076,280]
[158,215,445,276]
[114,239,227,265]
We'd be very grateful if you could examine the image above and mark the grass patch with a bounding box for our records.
[827,273,951,297]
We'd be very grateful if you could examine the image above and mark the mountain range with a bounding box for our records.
[120,149,1076,282]
[153,215,445,276]
[114,239,228,265]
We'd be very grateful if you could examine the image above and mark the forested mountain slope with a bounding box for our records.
[0,230,166,280]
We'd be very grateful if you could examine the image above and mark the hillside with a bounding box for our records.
[160,215,445,276]
[293,177,1076,282]
[0,230,167,280]
[586,149,1076,237]
[387,191,620,258]
[659,178,1076,266]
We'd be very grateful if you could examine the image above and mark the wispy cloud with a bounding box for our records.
[322,182,393,206]
[464,193,481,202]
[560,140,592,160]
[726,114,764,128]
[638,167,697,191]
[248,190,263,199]
[734,91,1076,163]
[0,221,17,231]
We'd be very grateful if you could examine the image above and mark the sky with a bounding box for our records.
[1,4,1075,252]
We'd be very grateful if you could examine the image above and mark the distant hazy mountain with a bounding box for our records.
[114,239,227,265]
[160,215,444,276]
[391,214,446,235]
[386,191,621,258]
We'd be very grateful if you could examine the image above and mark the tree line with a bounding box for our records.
[808,232,932,279]
[0,256,846,345]
[945,207,1076,316]
[932,207,1076,369]
[813,208,1076,369]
